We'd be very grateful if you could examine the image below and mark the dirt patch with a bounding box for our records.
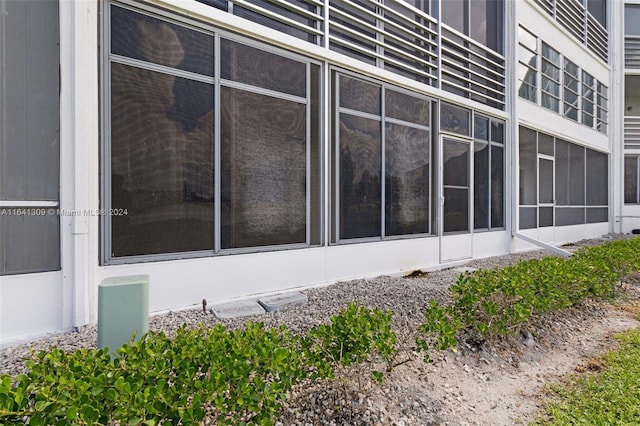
[279,287,640,426]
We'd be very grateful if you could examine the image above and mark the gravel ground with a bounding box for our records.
[1,235,636,425]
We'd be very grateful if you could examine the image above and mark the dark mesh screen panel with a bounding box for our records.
[385,124,429,235]
[110,63,215,256]
[221,87,306,248]
[339,114,381,239]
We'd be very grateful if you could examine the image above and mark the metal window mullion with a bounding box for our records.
[637,156,640,204]
[385,116,430,131]
[0,201,60,208]
[104,2,113,263]
[381,87,385,238]
[338,107,381,121]
[110,54,215,83]
[335,73,340,242]
[220,79,308,104]
[306,63,311,245]
[214,34,221,253]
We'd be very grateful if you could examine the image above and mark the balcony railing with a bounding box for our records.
[197,0,507,109]
[625,116,640,150]
[532,0,608,63]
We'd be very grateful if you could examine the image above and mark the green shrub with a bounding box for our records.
[304,302,397,382]
[0,303,397,425]
[417,237,640,360]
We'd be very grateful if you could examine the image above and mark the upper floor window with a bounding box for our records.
[587,0,606,29]
[626,5,640,36]
[441,0,503,54]
[541,42,561,113]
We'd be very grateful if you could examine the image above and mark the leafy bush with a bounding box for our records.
[304,302,397,382]
[0,303,396,425]
[417,237,640,359]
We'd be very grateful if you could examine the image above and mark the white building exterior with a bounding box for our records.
[0,0,633,346]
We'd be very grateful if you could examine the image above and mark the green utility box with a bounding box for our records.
[97,275,149,355]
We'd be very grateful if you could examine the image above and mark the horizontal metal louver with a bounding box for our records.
[531,0,608,63]
[197,0,324,44]
[328,0,438,85]
[440,27,506,109]
[625,116,640,149]
[625,38,640,69]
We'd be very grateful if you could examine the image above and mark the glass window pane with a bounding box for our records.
[541,93,560,112]
[441,103,471,136]
[470,0,502,53]
[518,26,537,52]
[443,140,469,187]
[221,87,307,248]
[442,0,466,34]
[110,5,214,76]
[385,124,430,235]
[588,0,606,29]
[474,142,489,229]
[474,116,489,141]
[220,39,306,97]
[624,156,638,204]
[491,145,504,228]
[0,212,60,275]
[539,158,554,204]
[110,63,215,257]
[625,5,640,36]
[491,120,504,144]
[519,127,537,205]
[542,42,560,65]
[586,149,608,206]
[444,188,469,232]
[555,207,585,226]
[339,75,381,115]
[519,81,537,102]
[539,206,553,227]
[339,114,381,239]
[385,90,430,124]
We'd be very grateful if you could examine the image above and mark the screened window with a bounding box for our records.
[0,0,60,275]
[474,116,504,230]
[518,126,608,229]
[541,42,561,113]
[333,72,432,241]
[625,155,640,204]
[106,5,321,260]
[563,59,580,121]
[518,26,538,103]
